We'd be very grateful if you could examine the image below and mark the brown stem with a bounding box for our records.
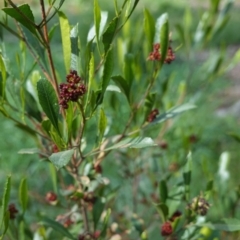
[39,0,59,97]
[81,200,90,232]
[0,22,25,41]
[16,23,53,82]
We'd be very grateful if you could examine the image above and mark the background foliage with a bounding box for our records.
[1,0,240,239]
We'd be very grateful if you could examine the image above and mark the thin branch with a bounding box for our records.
[39,0,59,96]
[16,23,53,82]
[0,22,25,41]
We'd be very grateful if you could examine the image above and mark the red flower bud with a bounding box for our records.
[161,221,173,236]
[45,191,58,205]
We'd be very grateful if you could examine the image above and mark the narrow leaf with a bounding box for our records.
[100,208,111,238]
[101,49,114,93]
[37,79,60,136]
[159,180,168,203]
[144,8,155,50]
[41,217,75,240]
[183,153,192,186]
[156,203,168,222]
[106,137,157,151]
[148,103,196,126]
[98,108,107,142]
[196,218,240,232]
[94,0,101,41]
[0,54,6,99]
[111,75,130,101]
[19,178,28,213]
[70,23,79,71]
[85,53,95,111]
[58,11,71,73]
[102,16,119,53]
[93,198,105,230]
[96,49,114,105]
[0,176,11,226]
[49,149,74,170]
[159,13,169,64]
[21,26,47,68]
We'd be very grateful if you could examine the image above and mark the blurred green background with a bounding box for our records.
[1,0,240,238]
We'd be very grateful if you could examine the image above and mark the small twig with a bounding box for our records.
[16,23,53,82]
[39,0,59,96]
[0,22,25,41]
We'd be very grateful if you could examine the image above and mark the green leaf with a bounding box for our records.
[183,153,192,201]
[196,218,240,232]
[155,203,168,222]
[70,23,79,71]
[94,0,101,41]
[49,149,74,170]
[212,15,230,38]
[148,103,196,126]
[206,180,214,192]
[111,75,130,102]
[0,54,6,99]
[100,208,111,238]
[48,23,58,42]
[93,198,105,230]
[106,137,157,151]
[58,11,71,73]
[228,132,240,143]
[102,16,119,53]
[225,48,240,72]
[2,4,36,34]
[37,79,61,136]
[159,180,168,203]
[49,163,58,194]
[101,49,114,93]
[18,148,40,154]
[25,90,42,122]
[96,49,114,106]
[19,178,28,214]
[65,102,73,141]
[22,28,48,69]
[144,8,155,51]
[210,0,220,13]
[175,23,185,43]
[98,108,107,142]
[41,217,75,240]
[0,176,11,227]
[124,53,134,85]
[2,211,9,236]
[19,221,25,240]
[85,53,95,112]
[159,13,169,64]
[124,0,140,23]
[183,153,192,186]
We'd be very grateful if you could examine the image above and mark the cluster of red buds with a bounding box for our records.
[147,109,159,122]
[59,70,86,109]
[147,43,175,63]
[8,203,18,219]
